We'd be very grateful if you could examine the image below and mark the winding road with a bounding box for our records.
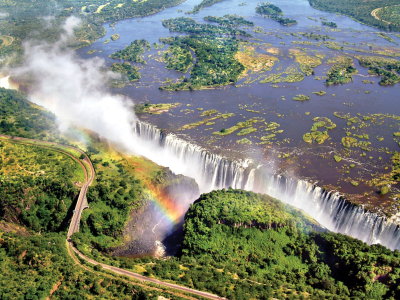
[0,134,225,300]
[371,6,400,25]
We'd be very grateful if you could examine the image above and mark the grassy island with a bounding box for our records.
[109,39,150,64]
[185,0,226,14]
[159,35,245,90]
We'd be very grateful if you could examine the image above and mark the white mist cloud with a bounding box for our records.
[14,16,204,193]
[62,15,81,36]
[14,16,137,151]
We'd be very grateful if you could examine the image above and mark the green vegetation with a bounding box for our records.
[325,57,357,85]
[391,152,400,182]
[0,88,62,142]
[259,64,305,84]
[180,111,235,130]
[185,0,226,14]
[109,39,150,64]
[301,32,335,41]
[163,45,193,73]
[308,0,400,31]
[0,88,145,249]
[0,140,81,232]
[342,136,359,148]
[237,127,257,136]
[236,138,252,145]
[377,32,397,44]
[110,62,141,87]
[293,94,310,101]
[357,56,400,86]
[322,21,337,28]
[255,3,296,26]
[303,117,336,144]
[235,44,278,73]
[212,118,262,136]
[224,14,254,26]
[334,155,342,162]
[0,0,186,67]
[0,231,187,299]
[204,15,254,27]
[174,189,400,299]
[159,35,245,90]
[381,185,390,195]
[135,102,180,114]
[376,5,400,26]
[256,2,283,15]
[295,55,322,76]
[110,33,120,41]
[312,90,327,96]
[162,17,251,37]
[269,15,298,26]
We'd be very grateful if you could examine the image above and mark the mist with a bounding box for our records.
[13,16,214,194]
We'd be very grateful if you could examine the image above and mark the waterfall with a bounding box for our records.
[133,121,400,251]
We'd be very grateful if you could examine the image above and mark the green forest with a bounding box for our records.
[357,56,400,86]
[73,189,400,299]
[162,17,251,37]
[256,3,283,16]
[204,15,254,27]
[177,189,400,299]
[163,45,193,73]
[159,35,245,90]
[255,3,297,26]
[325,57,358,85]
[185,0,226,14]
[109,39,151,63]
[0,88,66,143]
[110,62,141,87]
[0,87,199,299]
[308,0,400,31]
[0,231,187,299]
[0,88,143,248]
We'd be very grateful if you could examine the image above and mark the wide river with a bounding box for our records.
[76,0,400,211]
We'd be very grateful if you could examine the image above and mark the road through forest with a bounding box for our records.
[0,134,225,300]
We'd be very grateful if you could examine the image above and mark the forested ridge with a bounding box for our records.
[308,0,400,31]
[71,189,400,299]
[175,189,400,299]
[0,88,63,142]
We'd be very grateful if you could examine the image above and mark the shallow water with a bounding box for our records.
[76,0,400,201]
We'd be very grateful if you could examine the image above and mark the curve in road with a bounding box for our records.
[0,135,225,300]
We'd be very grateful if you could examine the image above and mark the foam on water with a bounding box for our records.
[133,121,400,250]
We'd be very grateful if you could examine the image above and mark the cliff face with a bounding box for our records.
[113,167,199,257]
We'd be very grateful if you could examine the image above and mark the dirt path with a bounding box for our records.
[371,6,400,25]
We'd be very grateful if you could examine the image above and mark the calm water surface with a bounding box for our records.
[76,0,400,199]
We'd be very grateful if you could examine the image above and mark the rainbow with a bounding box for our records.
[145,183,185,225]
[68,128,185,224]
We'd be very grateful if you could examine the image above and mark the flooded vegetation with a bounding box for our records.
[71,0,400,217]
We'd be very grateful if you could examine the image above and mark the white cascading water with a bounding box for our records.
[133,121,400,251]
